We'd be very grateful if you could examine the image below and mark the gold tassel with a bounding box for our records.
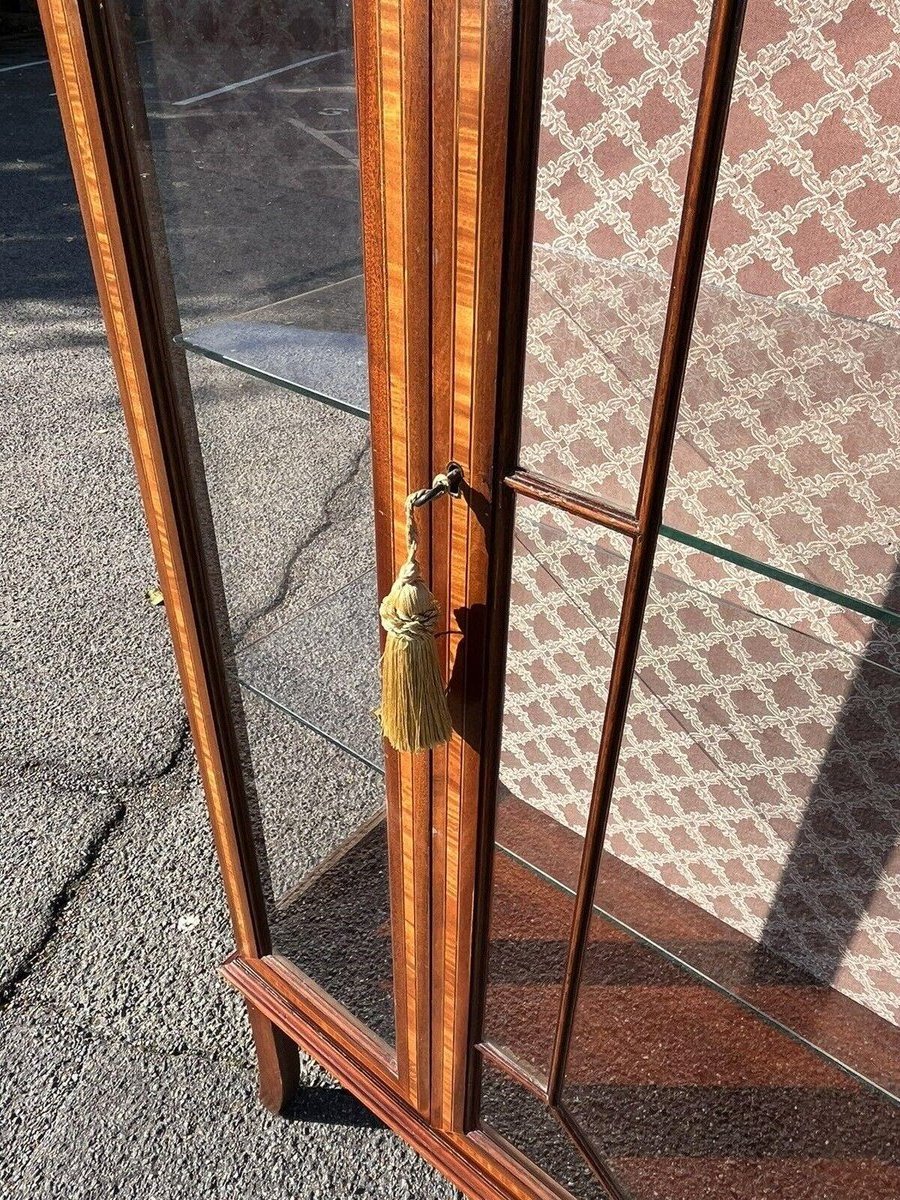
[378,483,453,753]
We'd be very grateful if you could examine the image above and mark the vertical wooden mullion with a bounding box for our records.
[462,0,550,1131]
[545,0,749,1105]
[429,0,461,1131]
[356,0,433,1111]
[431,0,518,1135]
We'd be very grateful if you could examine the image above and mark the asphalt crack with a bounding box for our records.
[0,715,193,1013]
[151,715,192,782]
[5,712,192,795]
[0,800,126,1012]
[234,440,370,648]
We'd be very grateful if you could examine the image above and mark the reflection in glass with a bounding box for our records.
[519,0,713,509]
[482,499,630,1080]
[186,347,392,1038]
[120,0,395,1046]
[178,276,369,417]
[666,0,900,615]
[241,689,393,1044]
[479,1060,611,1200]
[563,891,900,1200]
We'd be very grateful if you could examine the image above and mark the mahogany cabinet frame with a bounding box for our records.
[34,0,434,1119]
[36,0,747,1196]
[430,0,747,1192]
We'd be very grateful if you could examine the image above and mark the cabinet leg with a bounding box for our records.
[246,1000,301,1115]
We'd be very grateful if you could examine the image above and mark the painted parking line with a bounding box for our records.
[0,37,150,74]
[172,49,342,106]
[0,57,49,74]
[288,116,358,165]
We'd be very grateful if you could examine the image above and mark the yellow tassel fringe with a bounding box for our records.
[378,487,453,753]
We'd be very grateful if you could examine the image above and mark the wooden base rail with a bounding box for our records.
[221,954,572,1200]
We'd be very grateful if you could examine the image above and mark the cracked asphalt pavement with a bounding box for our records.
[0,31,454,1200]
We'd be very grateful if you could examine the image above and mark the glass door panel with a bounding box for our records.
[118,0,396,1050]
[665,0,900,617]
[600,540,900,1076]
[479,495,900,1193]
[472,0,900,1195]
[518,0,713,511]
[481,500,630,1082]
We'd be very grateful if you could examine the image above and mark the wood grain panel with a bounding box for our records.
[356,0,433,1114]
[431,0,521,1134]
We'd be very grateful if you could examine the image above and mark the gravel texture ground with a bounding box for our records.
[0,30,456,1200]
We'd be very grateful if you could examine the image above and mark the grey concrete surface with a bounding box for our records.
[0,32,455,1200]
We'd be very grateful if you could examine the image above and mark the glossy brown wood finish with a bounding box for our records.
[353,0,433,1112]
[430,0,523,1136]
[461,0,551,1141]
[224,954,573,1200]
[469,1130,587,1200]
[245,1000,302,1115]
[545,0,749,1105]
[505,471,639,540]
[477,1042,547,1104]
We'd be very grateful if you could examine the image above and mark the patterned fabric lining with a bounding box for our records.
[502,0,900,1027]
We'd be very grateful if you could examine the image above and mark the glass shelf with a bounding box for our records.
[235,568,383,772]
[518,504,900,678]
[524,244,900,624]
[177,274,370,418]
[504,501,900,1074]
[659,524,900,632]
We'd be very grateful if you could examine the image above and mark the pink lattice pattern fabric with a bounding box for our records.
[503,0,900,1027]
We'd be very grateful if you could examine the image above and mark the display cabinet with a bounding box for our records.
[39,0,899,1196]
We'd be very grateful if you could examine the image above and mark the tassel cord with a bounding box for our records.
[404,471,451,562]
[377,472,455,753]
[380,472,452,623]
